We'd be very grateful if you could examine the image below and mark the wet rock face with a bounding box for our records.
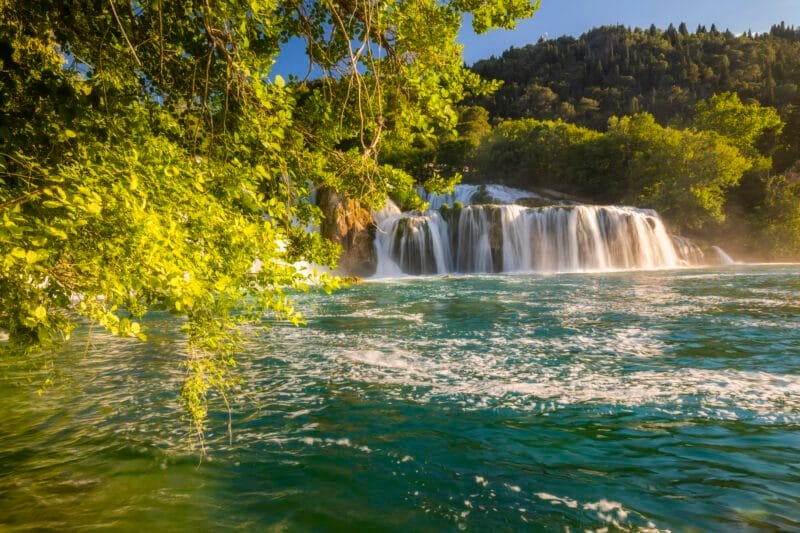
[317,187,377,277]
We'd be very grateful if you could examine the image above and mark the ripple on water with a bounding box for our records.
[1,265,799,530]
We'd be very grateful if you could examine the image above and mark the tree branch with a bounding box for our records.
[108,0,142,67]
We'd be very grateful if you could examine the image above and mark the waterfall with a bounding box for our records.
[496,205,679,272]
[454,206,496,273]
[417,184,479,210]
[418,183,547,209]
[374,210,451,276]
[373,185,717,277]
[373,198,403,225]
[671,235,708,266]
[712,246,736,265]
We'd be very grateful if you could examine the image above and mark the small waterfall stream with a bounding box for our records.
[712,245,736,265]
[374,185,720,276]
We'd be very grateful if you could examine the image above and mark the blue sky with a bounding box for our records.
[273,0,800,78]
[459,0,800,64]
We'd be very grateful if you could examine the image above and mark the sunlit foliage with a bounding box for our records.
[0,0,539,440]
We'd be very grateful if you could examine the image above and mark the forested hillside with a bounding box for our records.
[470,23,800,170]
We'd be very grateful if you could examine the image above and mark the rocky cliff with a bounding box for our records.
[317,187,377,277]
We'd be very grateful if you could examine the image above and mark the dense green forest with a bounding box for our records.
[472,23,800,141]
[385,23,800,259]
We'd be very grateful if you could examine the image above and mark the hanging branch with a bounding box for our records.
[108,0,142,67]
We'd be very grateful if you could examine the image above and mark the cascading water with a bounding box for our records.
[499,204,680,272]
[712,245,736,265]
[672,235,706,265]
[416,183,547,209]
[453,206,496,273]
[416,184,479,210]
[373,184,728,276]
[375,212,451,276]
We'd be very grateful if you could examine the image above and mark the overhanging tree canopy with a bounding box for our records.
[0,0,539,438]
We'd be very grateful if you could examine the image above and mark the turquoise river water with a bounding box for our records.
[1,264,799,531]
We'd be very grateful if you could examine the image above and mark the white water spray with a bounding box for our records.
[712,246,736,265]
[373,185,726,276]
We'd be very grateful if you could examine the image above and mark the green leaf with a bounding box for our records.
[33,305,47,322]
[44,226,68,239]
